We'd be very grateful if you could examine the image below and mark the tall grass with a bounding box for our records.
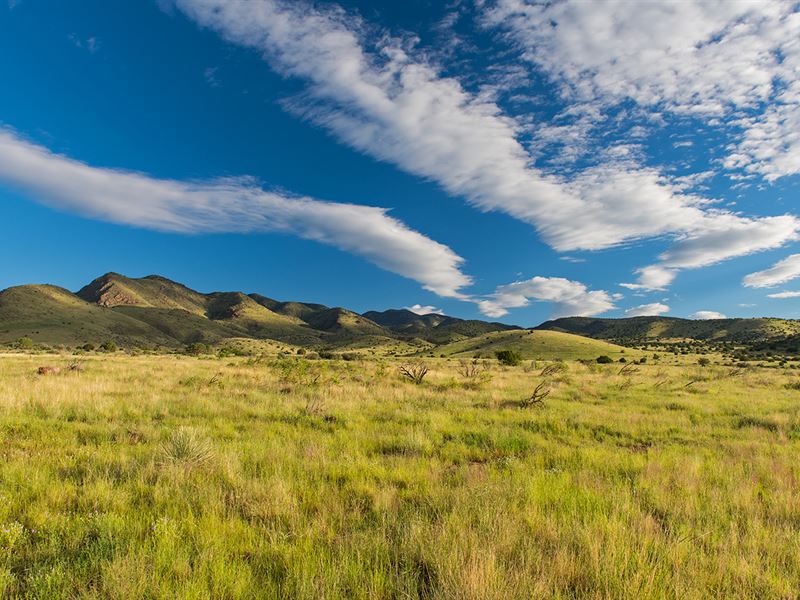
[0,353,798,598]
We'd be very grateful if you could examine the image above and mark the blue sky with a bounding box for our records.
[1,0,799,325]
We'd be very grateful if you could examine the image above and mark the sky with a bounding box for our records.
[1,0,799,325]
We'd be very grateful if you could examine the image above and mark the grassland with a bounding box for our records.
[1,351,799,598]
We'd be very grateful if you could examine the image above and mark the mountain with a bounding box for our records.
[536,316,800,343]
[364,308,519,344]
[0,273,415,351]
[77,273,208,315]
[5,273,799,356]
[0,284,177,347]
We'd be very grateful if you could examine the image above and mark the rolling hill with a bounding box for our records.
[536,316,800,343]
[431,329,636,361]
[3,273,799,356]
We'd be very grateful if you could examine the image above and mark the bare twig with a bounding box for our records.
[399,363,429,385]
[520,381,550,408]
[618,363,640,376]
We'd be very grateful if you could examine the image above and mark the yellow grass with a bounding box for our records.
[0,352,798,598]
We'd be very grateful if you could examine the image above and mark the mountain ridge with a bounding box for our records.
[2,273,799,355]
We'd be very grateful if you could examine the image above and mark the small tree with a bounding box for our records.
[16,337,34,350]
[185,342,210,356]
[495,350,522,366]
[100,341,118,353]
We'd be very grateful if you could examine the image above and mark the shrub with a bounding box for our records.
[100,341,118,353]
[81,343,96,352]
[495,350,522,366]
[185,342,211,356]
[15,337,33,350]
[596,355,613,364]
[698,357,711,367]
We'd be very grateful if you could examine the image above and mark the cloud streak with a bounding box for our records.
[175,0,798,289]
[743,253,800,289]
[0,128,472,298]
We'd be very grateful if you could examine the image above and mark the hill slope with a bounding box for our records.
[0,285,176,347]
[432,330,635,361]
[537,316,800,343]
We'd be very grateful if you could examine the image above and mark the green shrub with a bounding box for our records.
[698,357,711,367]
[100,341,118,353]
[596,355,613,364]
[15,337,34,350]
[495,350,522,366]
[185,342,211,356]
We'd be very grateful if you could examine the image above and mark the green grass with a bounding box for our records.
[1,352,799,598]
[431,329,637,361]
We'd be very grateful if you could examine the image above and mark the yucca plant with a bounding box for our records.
[160,427,213,468]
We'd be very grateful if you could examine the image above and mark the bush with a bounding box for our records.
[100,341,118,353]
[698,357,711,367]
[81,343,96,352]
[185,342,211,356]
[495,350,522,366]
[596,355,613,364]
[15,337,33,350]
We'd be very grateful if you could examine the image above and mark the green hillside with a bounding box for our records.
[0,285,175,347]
[77,273,209,315]
[431,329,635,361]
[537,316,800,343]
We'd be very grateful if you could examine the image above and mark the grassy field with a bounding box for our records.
[1,352,799,598]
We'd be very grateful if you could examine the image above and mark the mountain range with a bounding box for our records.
[1,272,798,356]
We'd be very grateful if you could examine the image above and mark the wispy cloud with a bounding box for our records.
[483,0,800,180]
[174,0,798,291]
[477,276,616,318]
[625,303,669,317]
[0,128,472,298]
[743,254,800,288]
[69,34,100,53]
[766,291,800,299]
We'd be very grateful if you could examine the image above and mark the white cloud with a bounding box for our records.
[620,265,676,291]
[767,291,800,299]
[625,303,670,317]
[483,0,800,179]
[0,128,471,298]
[691,310,727,319]
[175,0,798,282]
[405,304,444,315]
[477,276,616,318]
[742,253,800,288]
